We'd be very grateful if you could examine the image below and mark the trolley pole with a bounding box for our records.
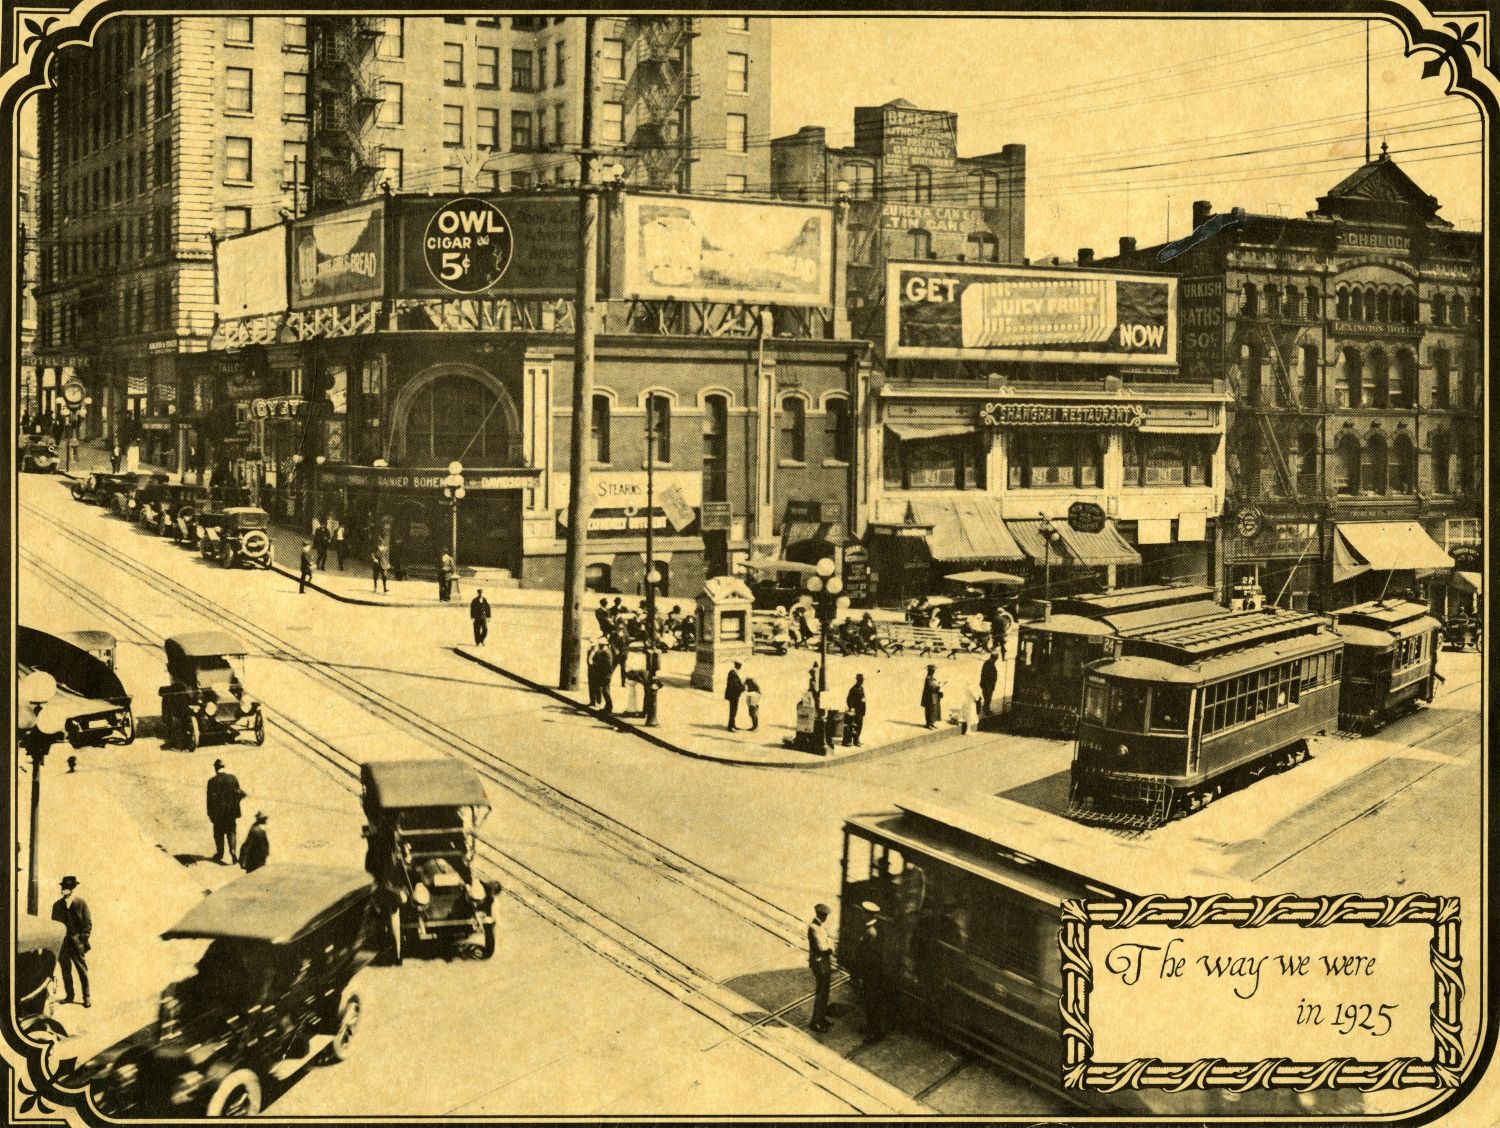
[643,407,659,726]
[558,14,598,692]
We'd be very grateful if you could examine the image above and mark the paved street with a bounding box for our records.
[18,471,1483,1118]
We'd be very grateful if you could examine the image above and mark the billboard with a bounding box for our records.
[887,263,1177,366]
[289,201,385,310]
[216,227,288,320]
[616,193,833,307]
[395,194,580,298]
[1179,276,1226,383]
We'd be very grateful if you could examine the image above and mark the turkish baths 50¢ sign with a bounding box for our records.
[424,198,514,294]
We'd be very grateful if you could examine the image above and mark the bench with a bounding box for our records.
[872,622,973,658]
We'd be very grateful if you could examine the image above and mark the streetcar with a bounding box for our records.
[1331,600,1443,733]
[1069,608,1342,827]
[838,793,1357,1116]
[1007,584,1223,735]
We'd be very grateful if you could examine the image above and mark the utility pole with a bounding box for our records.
[292,154,301,217]
[558,14,598,691]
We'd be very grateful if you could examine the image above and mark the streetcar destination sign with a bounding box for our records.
[424,197,514,294]
[979,402,1145,428]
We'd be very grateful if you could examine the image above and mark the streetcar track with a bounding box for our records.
[21,513,926,1115]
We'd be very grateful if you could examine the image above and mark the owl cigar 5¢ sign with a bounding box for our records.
[423,198,514,294]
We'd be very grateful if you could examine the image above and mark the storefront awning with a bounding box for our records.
[1454,571,1482,596]
[886,422,976,442]
[1333,521,1455,584]
[905,497,1024,563]
[1007,518,1142,568]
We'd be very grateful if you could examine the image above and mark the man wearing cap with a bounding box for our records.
[206,758,247,865]
[806,903,834,1033]
[240,812,270,872]
[852,901,889,1037]
[51,876,92,1007]
[724,661,745,731]
[469,587,492,646]
[921,665,944,729]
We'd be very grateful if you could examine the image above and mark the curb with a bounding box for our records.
[451,646,969,770]
[269,562,436,608]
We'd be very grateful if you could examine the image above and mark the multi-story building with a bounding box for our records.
[18,140,38,421]
[1099,150,1482,611]
[33,15,771,468]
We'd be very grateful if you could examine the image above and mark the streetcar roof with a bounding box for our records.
[1333,601,1442,637]
[1050,583,1215,617]
[1022,600,1226,640]
[1124,608,1329,662]
[163,865,374,943]
[1092,628,1338,683]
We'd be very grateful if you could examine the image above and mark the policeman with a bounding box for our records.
[852,900,889,1038]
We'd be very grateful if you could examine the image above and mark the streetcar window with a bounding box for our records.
[1107,682,1148,732]
[1148,685,1189,732]
[1019,637,1035,666]
[1082,678,1107,724]
[844,833,876,885]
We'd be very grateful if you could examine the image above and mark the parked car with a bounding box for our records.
[20,625,135,746]
[141,482,210,537]
[70,470,134,505]
[108,471,171,518]
[16,915,69,1044]
[83,865,378,1117]
[159,631,265,750]
[196,506,274,569]
[361,759,502,964]
[20,434,60,473]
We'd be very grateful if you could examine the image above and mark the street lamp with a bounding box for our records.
[1039,513,1063,604]
[442,461,466,567]
[313,454,327,526]
[20,670,64,916]
[289,453,304,517]
[642,413,660,728]
[803,557,843,749]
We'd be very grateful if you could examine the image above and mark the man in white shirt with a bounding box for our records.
[807,902,834,1032]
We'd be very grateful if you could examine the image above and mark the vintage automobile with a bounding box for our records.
[70,470,134,505]
[196,505,274,568]
[159,631,265,750]
[142,482,211,538]
[20,625,135,746]
[108,471,171,518]
[16,915,70,1044]
[361,759,502,964]
[83,865,377,1117]
[20,434,60,473]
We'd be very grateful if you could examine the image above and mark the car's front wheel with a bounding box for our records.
[205,1069,261,1117]
[252,713,265,746]
[482,921,496,959]
[115,711,135,745]
[323,986,363,1064]
[185,714,200,752]
[70,483,85,501]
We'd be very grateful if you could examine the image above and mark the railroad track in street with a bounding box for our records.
[21,507,936,1115]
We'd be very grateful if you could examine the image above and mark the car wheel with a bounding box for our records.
[324,988,362,1063]
[388,910,403,966]
[252,713,265,746]
[220,549,233,569]
[482,921,496,959]
[116,711,135,745]
[70,484,85,501]
[186,715,200,752]
[205,1069,261,1117]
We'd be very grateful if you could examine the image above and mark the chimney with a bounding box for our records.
[1119,236,1136,255]
[1078,247,1094,266]
[1193,199,1212,229]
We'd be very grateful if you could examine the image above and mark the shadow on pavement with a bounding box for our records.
[995,770,1070,816]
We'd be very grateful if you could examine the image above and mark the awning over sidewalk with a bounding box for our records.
[1454,571,1482,596]
[1007,518,1142,568]
[1332,521,1455,583]
[886,422,976,442]
[903,497,1024,563]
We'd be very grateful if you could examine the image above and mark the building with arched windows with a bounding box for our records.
[1100,150,1481,611]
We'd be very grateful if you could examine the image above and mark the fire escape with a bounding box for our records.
[1230,295,1307,502]
[621,17,700,189]
[307,16,384,211]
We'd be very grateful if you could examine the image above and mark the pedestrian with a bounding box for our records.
[206,757,246,865]
[724,661,745,731]
[240,812,270,872]
[979,652,999,717]
[609,622,631,687]
[438,550,456,601]
[845,673,867,746]
[313,521,330,570]
[922,664,944,729]
[993,608,1011,661]
[51,876,92,1007]
[390,538,406,582]
[299,541,314,594]
[744,675,762,731]
[610,597,625,623]
[333,520,347,571]
[586,643,603,707]
[852,900,889,1037]
[469,587,492,645]
[371,543,390,593]
[806,902,834,1033]
[595,598,614,636]
[110,443,122,472]
[589,642,615,713]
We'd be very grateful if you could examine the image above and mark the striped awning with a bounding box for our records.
[1333,521,1454,584]
[904,497,1024,563]
[1007,518,1142,568]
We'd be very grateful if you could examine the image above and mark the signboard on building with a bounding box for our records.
[887,263,1177,366]
[980,402,1144,428]
[699,501,733,532]
[1068,501,1106,534]
[395,195,579,297]
[290,201,385,310]
[658,485,696,532]
[1178,276,1224,385]
[615,193,834,307]
[217,227,289,320]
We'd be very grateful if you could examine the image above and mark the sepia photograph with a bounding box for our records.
[3,2,1492,1122]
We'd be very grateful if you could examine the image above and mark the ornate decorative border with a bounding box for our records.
[1059,894,1464,1093]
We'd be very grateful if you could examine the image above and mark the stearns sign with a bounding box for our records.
[979,402,1145,428]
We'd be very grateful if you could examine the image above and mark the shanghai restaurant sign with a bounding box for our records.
[979,402,1145,428]
[888,263,1177,365]
[616,193,834,307]
[395,194,580,298]
[290,202,385,310]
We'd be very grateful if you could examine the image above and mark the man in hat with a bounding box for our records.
[845,674,867,747]
[979,652,999,718]
[240,812,270,872]
[724,661,745,731]
[470,587,492,646]
[206,758,247,865]
[806,902,834,1033]
[852,900,890,1037]
[589,641,615,714]
[51,876,92,1007]
[298,541,314,595]
[921,665,944,728]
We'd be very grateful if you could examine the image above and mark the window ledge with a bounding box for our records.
[224,110,255,119]
[822,459,850,469]
[222,179,254,188]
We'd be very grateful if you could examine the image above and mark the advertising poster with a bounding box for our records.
[215,227,288,320]
[395,194,581,297]
[289,201,385,310]
[888,262,1177,364]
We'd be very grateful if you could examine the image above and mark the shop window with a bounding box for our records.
[825,396,852,464]
[1361,433,1387,495]
[702,394,728,502]
[885,430,983,491]
[591,393,611,464]
[1431,430,1450,493]
[1333,433,1361,495]
[779,396,806,463]
[646,394,671,463]
[1390,434,1415,494]
[1008,430,1101,490]
[1122,433,1213,488]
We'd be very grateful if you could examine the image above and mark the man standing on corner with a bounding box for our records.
[724,661,745,731]
[299,541,315,595]
[807,902,834,1033]
[979,651,999,717]
[921,665,944,729]
[470,587,492,646]
[206,758,247,865]
[51,876,92,1007]
[845,673,867,746]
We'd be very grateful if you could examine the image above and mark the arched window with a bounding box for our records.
[1365,349,1386,408]
[1264,284,1279,317]
[1431,292,1446,325]
[1376,289,1390,323]
[1350,289,1364,321]
[779,395,806,462]
[1334,433,1361,495]
[1394,351,1418,408]
[910,228,932,259]
[1471,294,1482,326]
[1362,432,1387,495]
[1431,430,1451,493]
[1335,287,1349,319]
[591,392,611,464]
[1307,285,1321,320]
[910,165,932,204]
[1404,290,1419,323]
[401,372,517,464]
[1432,347,1451,407]
[1341,348,1362,407]
[1301,343,1320,402]
[1242,282,1258,315]
[1285,286,1300,318]
[702,393,728,502]
[646,393,671,463]
[966,232,999,262]
[1296,431,1319,492]
[1390,434,1415,494]
[824,395,852,463]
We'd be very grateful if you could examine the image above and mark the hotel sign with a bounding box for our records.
[980,402,1145,428]
[1338,230,1410,255]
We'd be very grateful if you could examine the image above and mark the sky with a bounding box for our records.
[767,16,1484,260]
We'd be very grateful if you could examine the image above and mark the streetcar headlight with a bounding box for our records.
[128,498,137,509]
[412,883,431,908]
[203,700,218,718]
[1117,743,1130,758]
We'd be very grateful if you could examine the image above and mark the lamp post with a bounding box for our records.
[642,412,659,727]
[313,454,326,526]
[290,453,304,517]
[1039,513,1063,604]
[58,405,72,473]
[442,461,466,567]
[804,557,844,749]
[20,671,63,916]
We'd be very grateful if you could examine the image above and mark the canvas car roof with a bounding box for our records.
[362,758,490,810]
[165,630,247,658]
[162,865,373,944]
